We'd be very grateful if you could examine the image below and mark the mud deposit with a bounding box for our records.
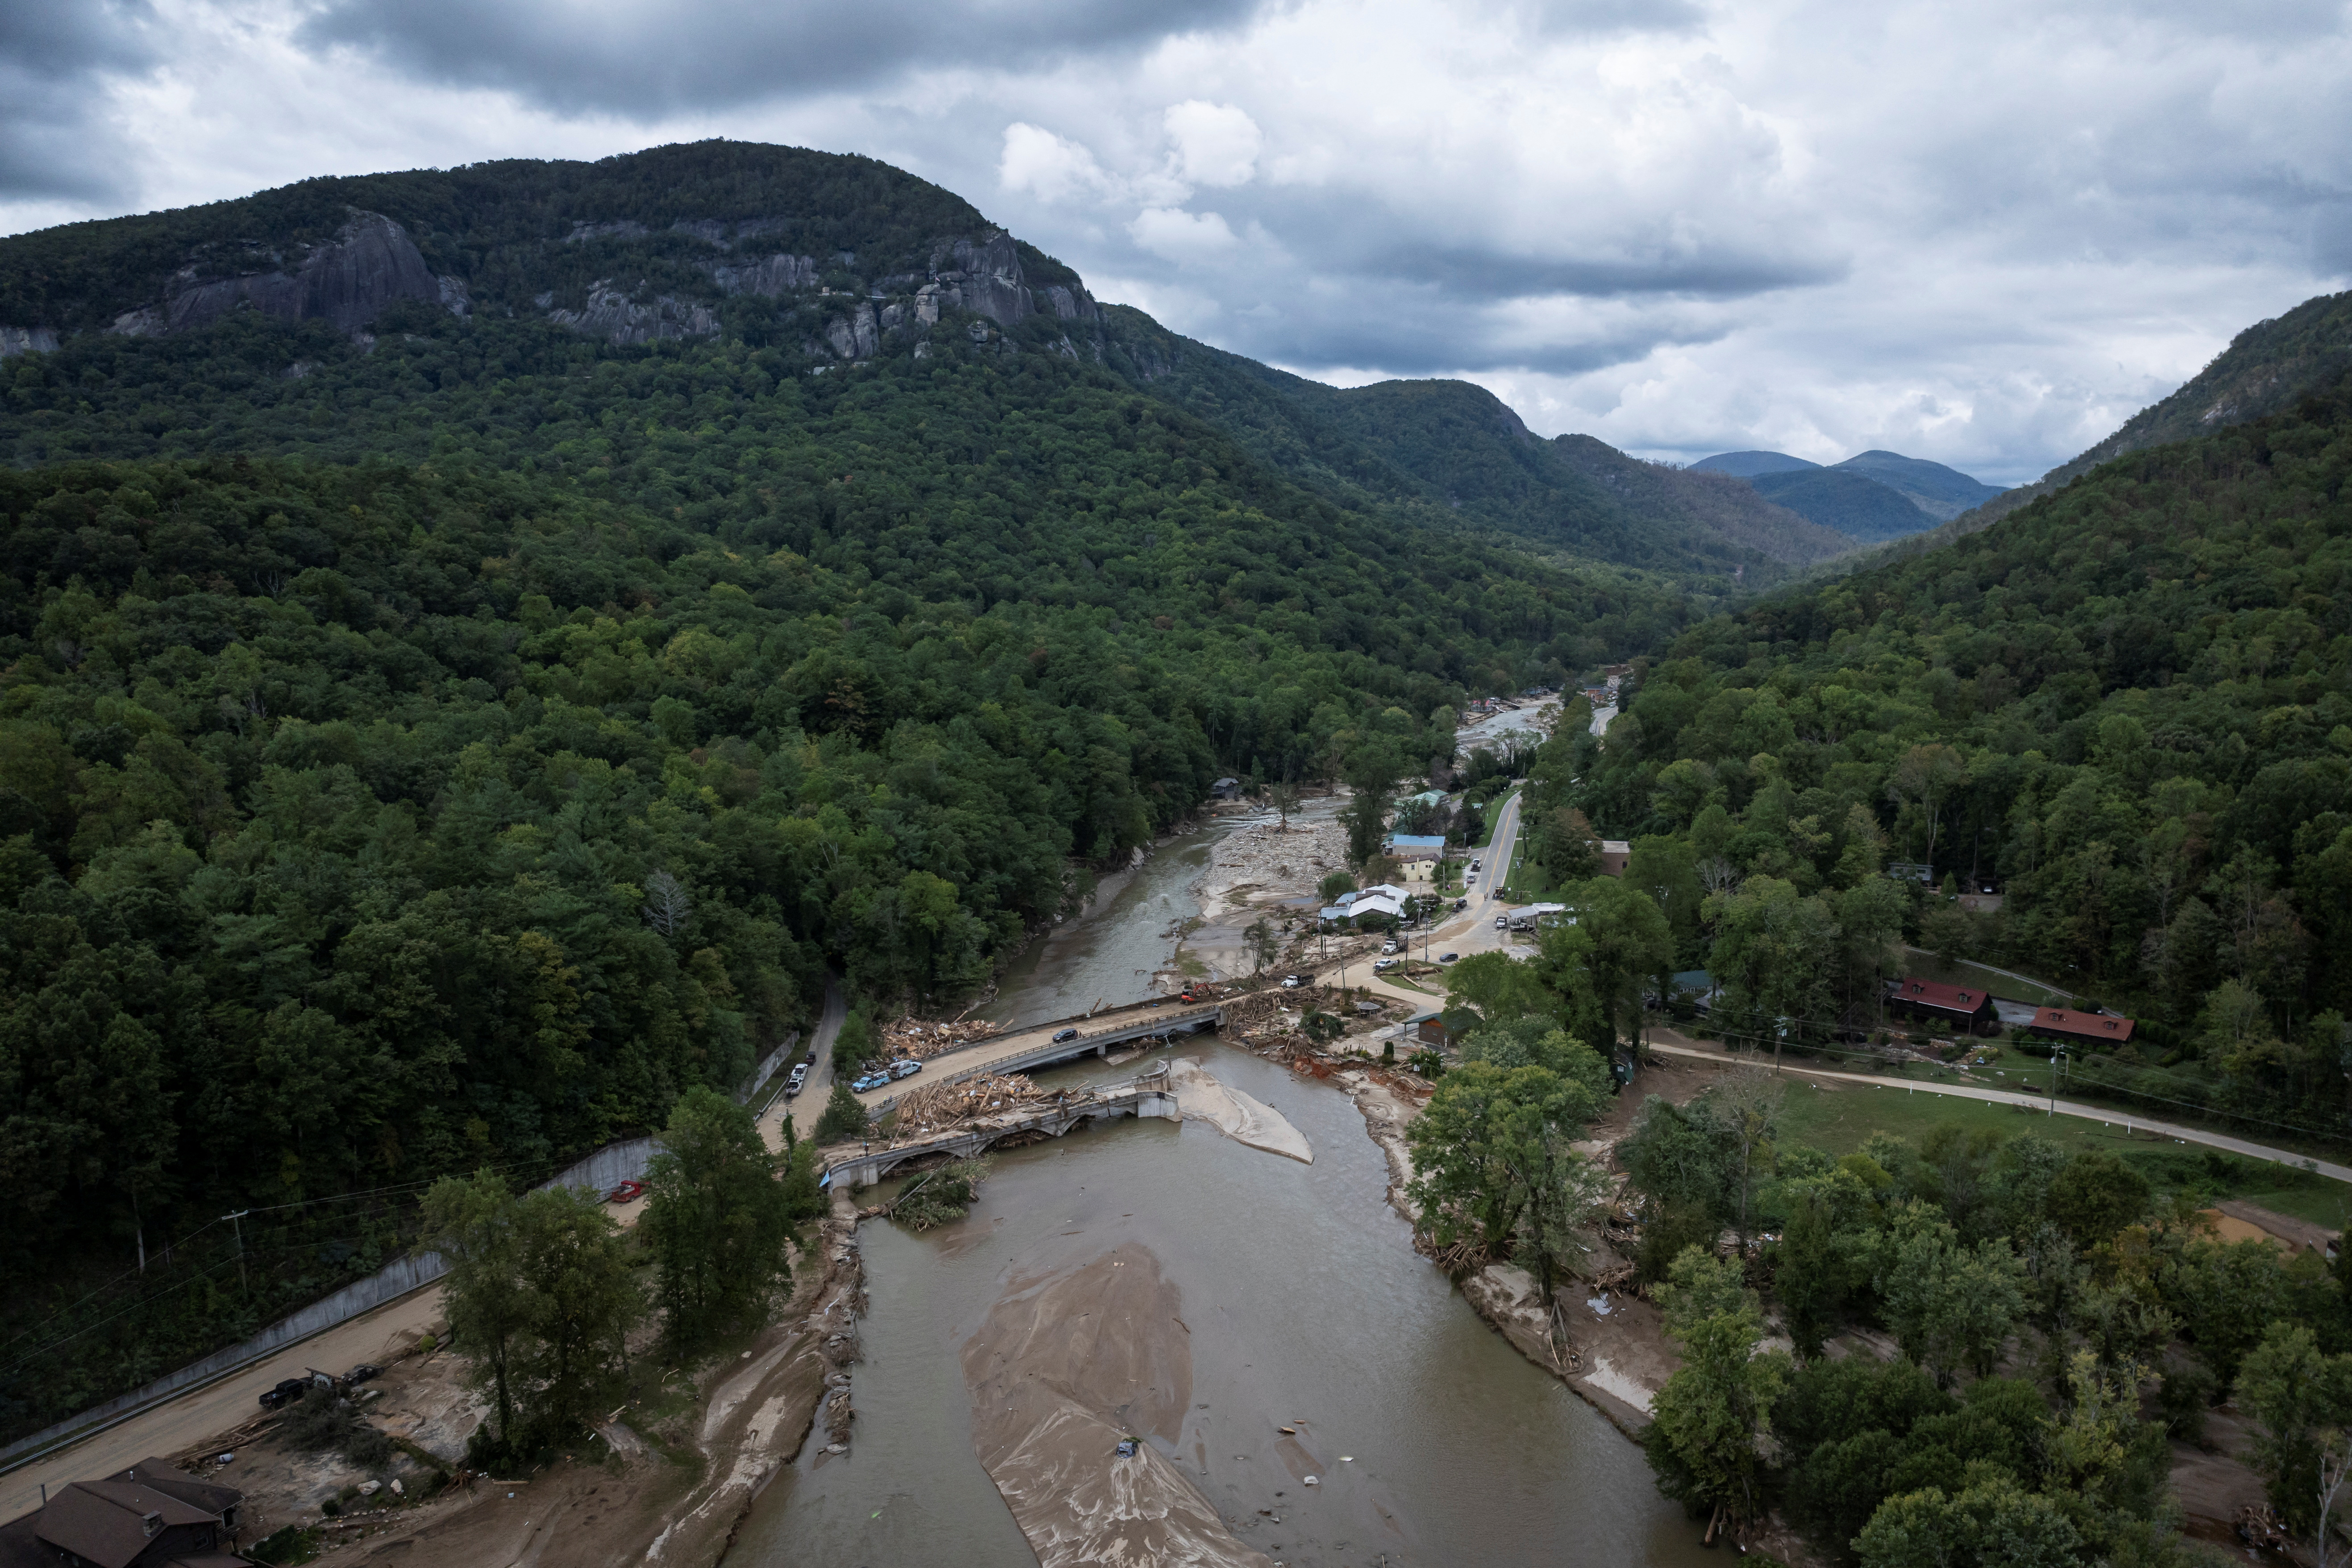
[734,1042,1709,1567]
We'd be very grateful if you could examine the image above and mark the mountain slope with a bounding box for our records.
[1691,449,1821,477]
[1082,311,1856,574]
[1828,449,2005,520]
[1929,288,2352,541]
[1571,367,2352,1052]
[1749,466,1938,543]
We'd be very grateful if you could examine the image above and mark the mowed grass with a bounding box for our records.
[1767,1073,2352,1231]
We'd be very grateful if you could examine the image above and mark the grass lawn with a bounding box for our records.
[1477,789,1517,850]
[1899,948,2068,1006]
[1767,1072,2352,1230]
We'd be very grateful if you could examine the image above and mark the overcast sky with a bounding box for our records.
[4,0,2348,483]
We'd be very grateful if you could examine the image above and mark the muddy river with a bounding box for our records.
[739,818,1708,1567]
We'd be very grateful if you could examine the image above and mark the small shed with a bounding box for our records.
[1886,976,1999,1035]
[1209,777,1243,801]
[1597,840,1632,877]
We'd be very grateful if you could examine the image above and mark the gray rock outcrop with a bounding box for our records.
[548,283,719,345]
[708,253,819,296]
[0,326,59,358]
[133,210,444,337]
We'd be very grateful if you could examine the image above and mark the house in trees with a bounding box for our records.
[1209,777,1243,801]
[1884,976,1999,1036]
[1597,840,1632,877]
[0,1459,250,1568]
[2026,1007,2136,1048]
[1386,834,1445,863]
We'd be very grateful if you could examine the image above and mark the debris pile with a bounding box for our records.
[881,1015,1004,1061]
[890,1071,1054,1136]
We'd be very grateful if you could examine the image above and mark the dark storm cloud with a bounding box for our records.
[301,0,1267,118]
[0,3,156,202]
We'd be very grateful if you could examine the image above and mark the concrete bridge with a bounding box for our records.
[823,1069,1181,1189]
[848,996,1226,1116]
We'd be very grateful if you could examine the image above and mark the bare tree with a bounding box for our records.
[1712,1067,1785,1249]
[643,869,691,937]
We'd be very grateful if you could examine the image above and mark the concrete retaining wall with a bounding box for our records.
[0,1136,660,1472]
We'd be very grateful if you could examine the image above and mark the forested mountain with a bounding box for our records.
[0,140,1845,584]
[1076,317,1858,573]
[1926,288,2352,543]
[1749,465,1940,543]
[1828,449,2006,520]
[1691,449,1821,477]
[0,141,1718,1437]
[1542,370,2350,1135]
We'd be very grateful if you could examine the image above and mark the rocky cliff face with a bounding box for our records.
[0,327,59,358]
[112,211,449,339]
[546,285,721,345]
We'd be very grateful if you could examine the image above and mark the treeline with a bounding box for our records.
[1540,374,2351,1128]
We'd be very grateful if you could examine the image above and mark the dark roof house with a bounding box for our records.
[0,1461,249,1568]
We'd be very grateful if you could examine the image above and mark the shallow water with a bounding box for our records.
[738,1040,1708,1566]
[973,817,1241,1026]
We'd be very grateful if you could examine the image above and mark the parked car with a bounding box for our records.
[1052,1027,1080,1043]
[1454,898,1469,911]
[804,1047,818,1065]
[852,1071,892,1092]
[1373,958,1399,972]
[607,1180,645,1204]
[783,1078,803,1099]
[259,1377,308,1410]
[1440,952,1461,963]
[1471,859,1482,872]
[1281,974,1308,989]
[345,1364,382,1386]
[787,1062,809,1084]
[1495,915,1508,928]
[890,1058,923,1080]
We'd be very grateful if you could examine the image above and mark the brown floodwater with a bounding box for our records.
[735,1040,1711,1566]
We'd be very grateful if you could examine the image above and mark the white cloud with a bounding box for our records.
[1162,99,1260,187]
[1129,205,1242,262]
[998,122,1111,203]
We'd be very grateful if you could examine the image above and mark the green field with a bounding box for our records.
[1767,1074,2352,1230]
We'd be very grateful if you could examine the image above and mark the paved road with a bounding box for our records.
[12,990,849,1515]
[0,1282,452,1525]
[1646,1035,2352,1185]
[760,979,847,1146]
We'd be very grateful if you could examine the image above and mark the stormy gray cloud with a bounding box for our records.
[0,2,155,203]
[299,0,1265,117]
[0,0,2346,484]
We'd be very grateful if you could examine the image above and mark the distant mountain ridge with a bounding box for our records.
[1689,445,2003,541]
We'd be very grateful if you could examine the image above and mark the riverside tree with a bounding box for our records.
[1405,1030,1612,1300]
[420,1170,643,1454]
[642,1087,798,1348]
[1644,1246,1791,1538]
[814,1081,869,1143]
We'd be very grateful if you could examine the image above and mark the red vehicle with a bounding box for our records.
[606,1180,645,1204]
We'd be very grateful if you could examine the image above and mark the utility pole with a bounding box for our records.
[2047,1049,2067,1117]
[225,1210,250,1293]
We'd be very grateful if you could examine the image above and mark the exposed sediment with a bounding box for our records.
[961,1249,1272,1568]
[1167,1057,1313,1163]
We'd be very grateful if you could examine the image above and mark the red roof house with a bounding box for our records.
[1886,976,1999,1035]
[2028,1007,2135,1047]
